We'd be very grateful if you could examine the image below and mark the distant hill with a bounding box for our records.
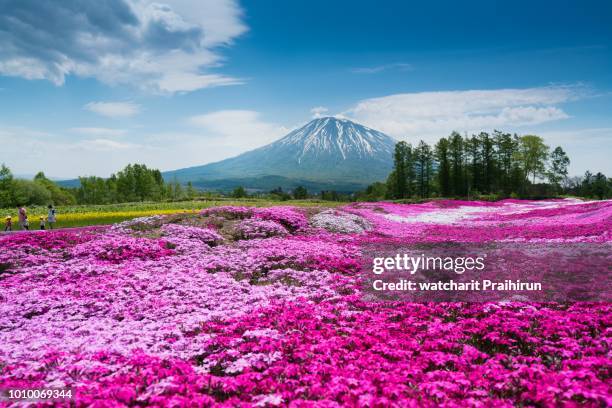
[163,117,396,191]
[56,178,81,188]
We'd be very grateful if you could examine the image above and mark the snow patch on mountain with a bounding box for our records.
[277,117,394,163]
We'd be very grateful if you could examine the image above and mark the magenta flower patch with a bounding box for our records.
[0,199,610,406]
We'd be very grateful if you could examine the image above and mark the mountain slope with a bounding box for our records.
[164,117,397,189]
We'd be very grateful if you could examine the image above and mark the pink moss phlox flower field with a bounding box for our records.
[0,200,610,406]
[234,219,289,240]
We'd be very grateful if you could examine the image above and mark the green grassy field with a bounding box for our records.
[1,199,341,229]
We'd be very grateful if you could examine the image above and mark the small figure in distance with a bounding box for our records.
[17,206,29,231]
[4,215,11,232]
[40,216,46,230]
[47,204,56,230]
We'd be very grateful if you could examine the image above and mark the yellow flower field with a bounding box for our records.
[2,199,340,229]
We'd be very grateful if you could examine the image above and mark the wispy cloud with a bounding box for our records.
[84,102,141,119]
[70,127,127,137]
[189,110,288,150]
[0,0,247,93]
[0,125,146,177]
[344,85,585,143]
[310,106,329,118]
[351,62,413,74]
[73,139,138,151]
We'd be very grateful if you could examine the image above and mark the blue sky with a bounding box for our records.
[0,0,610,178]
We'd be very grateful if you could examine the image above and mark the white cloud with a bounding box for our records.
[310,106,329,118]
[84,102,141,118]
[344,86,581,143]
[351,62,413,74]
[0,125,150,177]
[74,139,138,151]
[0,0,247,93]
[70,127,128,137]
[0,109,290,177]
[189,110,288,149]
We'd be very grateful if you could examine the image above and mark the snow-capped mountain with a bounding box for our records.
[275,117,396,163]
[164,117,397,190]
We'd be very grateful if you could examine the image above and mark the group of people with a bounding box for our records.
[4,205,57,232]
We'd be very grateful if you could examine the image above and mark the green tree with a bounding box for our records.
[448,132,465,196]
[269,187,290,201]
[580,171,593,197]
[77,176,111,204]
[385,170,398,199]
[592,172,609,199]
[391,141,408,198]
[33,172,76,205]
[293,186,308,199]
[434,137,451,196]
[518,135,549,184]
[547,146,570,192]
[320,190,340,201]
[171,180,184,200]
[357,182,387,201]
[0,164,15,207]
[494,131,518,195]
[389,141,415,199]
[186,182,197,199]
[106,174,118,203]
[12,179,52,205]
[232,186,248,198]
[464,135,482,196]
[112,164,166,202]
[415,140,433,198]
[479,132,496,194]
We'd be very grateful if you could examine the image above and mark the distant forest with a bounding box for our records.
[1,130,610,207]
[357,131,611,201]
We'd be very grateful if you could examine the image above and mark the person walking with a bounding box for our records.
[4,215,11,232]
[17,206,29,231]
[47,205,57,230]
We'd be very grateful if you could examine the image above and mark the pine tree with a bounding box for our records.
[479,132,496,194]
[494,131,517,195]
[448,132,464,196]
[392,142,408,198]
[415,140,433,198]
[434,137,451,196]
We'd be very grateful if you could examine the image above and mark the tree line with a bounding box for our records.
[75,164,198,204]
[0,163,201,208]
[359,131,610,201]
[2,131,610,208]
[0,162,322,208]
[0,166,76,208]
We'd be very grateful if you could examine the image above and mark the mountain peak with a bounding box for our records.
[306,116,368,128]
[164,117,397,189]
[275,116,395,161]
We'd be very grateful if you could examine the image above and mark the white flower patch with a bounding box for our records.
[253,394,283,407]
[111,215,166,233]
[311,210,371,233]
[226,351,282,374]
[384,205,497,225]
[242,328,280,339]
